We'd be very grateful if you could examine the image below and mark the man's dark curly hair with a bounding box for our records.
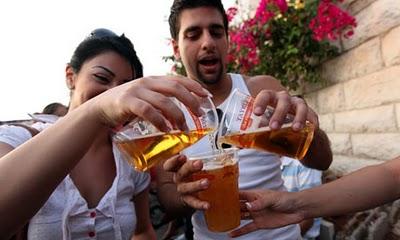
[169,0,228,40]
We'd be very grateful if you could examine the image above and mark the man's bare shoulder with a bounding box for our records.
[243,74,286,96]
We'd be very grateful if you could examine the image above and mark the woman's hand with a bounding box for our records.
[229,190,304,238]
[91,75,210,131]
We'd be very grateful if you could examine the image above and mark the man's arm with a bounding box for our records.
[300,128,332,170]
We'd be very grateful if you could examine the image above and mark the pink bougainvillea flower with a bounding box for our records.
[309,0,356,41]
[226,7,238,22]
[274,0,288,13]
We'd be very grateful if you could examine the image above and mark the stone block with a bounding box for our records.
[321,37,383,83]
[335,105,396,133]
[343,0,400,50]
[344,66,400,110]
[382,25,400,66]
[349,0,377,14]
[328,133,352,155]
[303,77,331,94]
[317,84,346,114]
[343,0,357,6]
[352,133,400,160]
[304,92,319,113]
[330,154,384,175]
[319,113,334,132]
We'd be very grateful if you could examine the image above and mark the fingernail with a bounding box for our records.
[181,123,189,132]
[193,160,202,169]
[270,121,279,129]
[163,126,172,132]
[203,89,213,98]
[203,202,210,210]
[254,106,263,115]
[178,155,186,162]
[245,202,252,210]
[200,179,209,188]
[293,122,302,131]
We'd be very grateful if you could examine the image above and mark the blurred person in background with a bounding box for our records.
[280,156,322,240]
[41,102,68,116]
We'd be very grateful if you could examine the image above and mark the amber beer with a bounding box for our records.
[191,150,240,232]
[115,129,212,171]
[219,122,315,160]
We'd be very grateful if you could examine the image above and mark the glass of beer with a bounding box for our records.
[217,89,315,160]
[113,96,218,171]
[190,148,240,232]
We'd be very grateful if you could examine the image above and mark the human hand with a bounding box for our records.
[253,90,319,131]
[90,75,210,132]
[229,190,304,238]
[163,154,210,210]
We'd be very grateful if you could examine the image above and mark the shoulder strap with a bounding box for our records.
[10,123,40,137]
[230,74,251,95]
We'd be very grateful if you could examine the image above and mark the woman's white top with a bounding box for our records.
[0,121,150,240]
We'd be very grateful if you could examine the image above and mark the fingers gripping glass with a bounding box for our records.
[217,89,315,160]
[113,96,219,171]
[190,148,240,232]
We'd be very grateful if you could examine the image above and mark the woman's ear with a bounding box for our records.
[65,65,75,90]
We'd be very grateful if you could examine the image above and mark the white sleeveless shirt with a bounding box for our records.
[183,74,301,240]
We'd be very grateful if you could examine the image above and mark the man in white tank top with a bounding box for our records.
[156,1,333,239]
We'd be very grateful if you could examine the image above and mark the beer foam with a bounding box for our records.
[202,160,237,171]
[201,153,237,170]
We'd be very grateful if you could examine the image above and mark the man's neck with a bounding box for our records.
[203,73,232,106]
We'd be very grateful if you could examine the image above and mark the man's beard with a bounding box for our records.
[195,60,223,85]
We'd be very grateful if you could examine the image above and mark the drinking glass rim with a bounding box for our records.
[217,88,249,138]
[187,147,238,161]
[112,95,219,141]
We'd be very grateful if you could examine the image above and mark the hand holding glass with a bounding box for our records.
[113,96,218,171]
[218,89,315,160]
[190,148,240,232]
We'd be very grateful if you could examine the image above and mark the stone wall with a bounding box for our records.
[238,0,400,174]
[313,0,400,173]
